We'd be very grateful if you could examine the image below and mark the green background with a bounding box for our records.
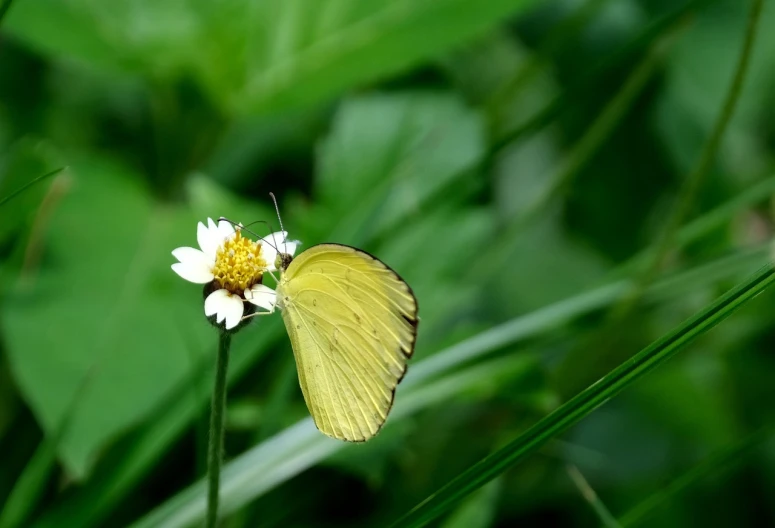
[1,0,775,526]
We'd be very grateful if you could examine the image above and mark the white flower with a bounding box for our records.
[172,217,297,330]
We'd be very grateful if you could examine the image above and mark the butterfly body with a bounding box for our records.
[276,243,418,442]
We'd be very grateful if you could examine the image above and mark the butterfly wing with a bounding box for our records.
[278,243,418,441]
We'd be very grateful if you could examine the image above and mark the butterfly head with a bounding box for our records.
[277,252,294,271]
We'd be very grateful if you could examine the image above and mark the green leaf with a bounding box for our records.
[1,155,211,478]
[303,92,485,244]
[391,264,775,527]
[486,216,610,314]
[4,1,149,73]
[218,0,543,113]
[6,0,541,115]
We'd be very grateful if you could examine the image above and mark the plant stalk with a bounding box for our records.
[611,0,765,320]
[206,331,231,527]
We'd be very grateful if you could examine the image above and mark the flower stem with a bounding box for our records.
[206,331,231,528]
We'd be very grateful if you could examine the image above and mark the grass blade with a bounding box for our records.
[566,464,621,528]
[0,167,66,208]
[392,264,775,527]
[0,442,57,528]
[605,0,765,327]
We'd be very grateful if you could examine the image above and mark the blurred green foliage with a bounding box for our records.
[1,0,775,526]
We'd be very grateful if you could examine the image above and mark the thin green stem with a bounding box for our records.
[0,167,66,208]
[539,25,677,207]
[610,0,765,320]
[206,331,231,528]
[566,464,621,528]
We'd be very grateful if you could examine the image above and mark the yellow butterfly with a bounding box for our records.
[274,242,418,441]
[246,199,418,442]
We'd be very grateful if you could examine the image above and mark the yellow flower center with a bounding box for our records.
[212,231,266,293]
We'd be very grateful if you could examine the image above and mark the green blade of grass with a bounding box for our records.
[0,167,66,208]
[392,264,775,527]
[566,464,621,528]
[617,174,775,277]
[0,442,57,528]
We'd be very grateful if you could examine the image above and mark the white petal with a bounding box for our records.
[261,244,278,271]
[222,294,245,329]
[283,239,300,257]
[172,246,211,265]
[171,247,214,283]
[205,290,245,329]
[217,219,236,241]
[204,289,230,317]
[198,220,221,258]
[171,263,214,284]
[245,284,277,311]
[261,231,287,249]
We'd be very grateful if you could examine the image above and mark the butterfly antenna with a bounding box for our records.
[269,192,285,234]
[268,192,287,256]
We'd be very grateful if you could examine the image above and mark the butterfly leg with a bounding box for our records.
[264,268,280,284]
[239,300,277,321]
